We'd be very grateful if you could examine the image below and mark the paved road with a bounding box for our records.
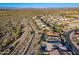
[65,29,79,55]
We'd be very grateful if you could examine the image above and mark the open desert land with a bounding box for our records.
[0,8,79,55]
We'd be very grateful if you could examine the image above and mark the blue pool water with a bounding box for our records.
[48,41,61,44]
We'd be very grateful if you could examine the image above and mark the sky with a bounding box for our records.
[0,3,79,8]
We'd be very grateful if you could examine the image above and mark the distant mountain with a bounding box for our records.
[0,7,79,10]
